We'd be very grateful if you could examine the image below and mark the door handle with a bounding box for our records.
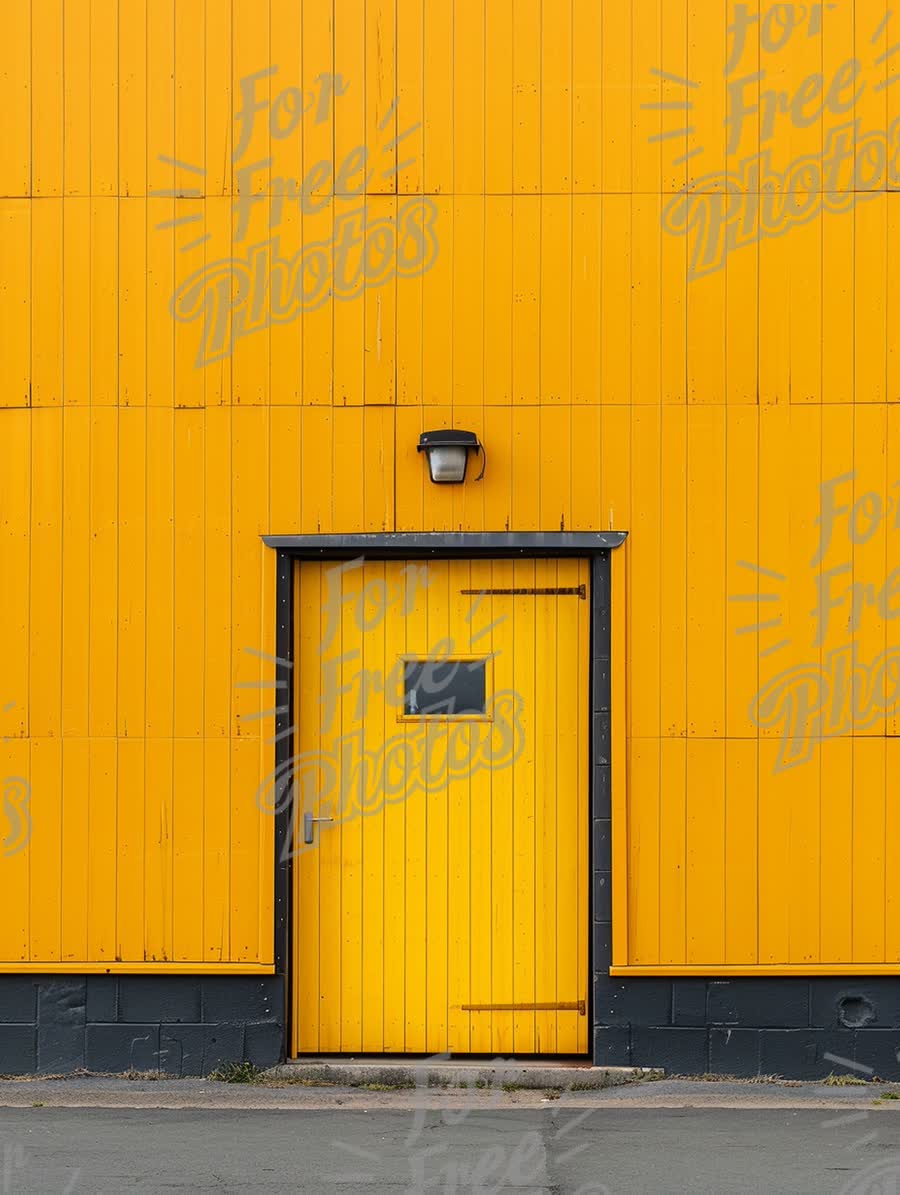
[302,812,334,844]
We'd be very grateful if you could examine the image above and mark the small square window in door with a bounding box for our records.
[402,658,488,718]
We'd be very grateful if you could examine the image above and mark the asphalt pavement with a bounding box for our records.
[0,1079,898,1192]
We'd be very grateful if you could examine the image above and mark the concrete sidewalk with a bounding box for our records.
[0,1074,896,1111]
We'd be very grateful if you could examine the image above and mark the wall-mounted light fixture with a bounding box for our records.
[417,429,485,484]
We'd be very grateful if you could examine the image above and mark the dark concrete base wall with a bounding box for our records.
[593,976,900,1079]
[0,976,284,1076]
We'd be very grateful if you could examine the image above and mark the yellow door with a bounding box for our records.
[292,557,590,1055]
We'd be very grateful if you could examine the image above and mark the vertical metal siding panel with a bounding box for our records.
[88,411,119,736]
[301,1,334,409]
[363,407,396,531]
[396,197,425,406]
[30,408,63,740]
[396,0,424,196]
[174,411,205,737]
[631,196,661,406]
[394,406,425,529]
[118,200,147,406]
[483,198,512,406]
[853,737,887,962]
[0,0,31,196]
[540,196,572,407]
[448,561,473,1052]
[30,740,62,961]
[146,408,175,738]
[146,0,175,198]
[366,0,396,195]
[230,737,261,963]
[658,738,687,965]
[200,214,231,395]
[488,560,514,1052]
[855,195,888,405]
[540,0,571,195]
[599,0,630,194]
[889,405,900,739]
[147,203,175,406]
[230,1,270,408]
[600,196,630,403]
[173,200,206,408]
[571,406,601,530]
[0,742,30,960]
[1,407,31,737]
[660,405,687,735]
[119,0,148,199]
[453,0,484,196]
[294,563,320,1049]
[422,198,453,406]
[203,738,230,963]
[32,0,64,197]
[116,738,145,959]
[572,0,601,193]
[452,198,484,409]
[511,560,537,1051]
[686,203,725,404]
[725,240,759,405]
[819,737,853,963]
[512,198,540,404]
[853,406,888,735]
[685,738,726,964]
[144,737,173,960]
[790,208,823,405]
[533,563,559,1052]
[572,196,600,405]
[724,739,758,965]
[332,0,363,411]
[204,406,231,738]
[63,0,91,197]
[230,408,267,960]
[686,406,726,737]
[300,407,335,532]
[204,0,231,199]
[510,407,541,530]
[61,741,90,960]
[90,0,118,197]
[423,0,452,196]
[174,0,205,181]
[785,407,821,963]
[381,562,408,1048]
[887,741,900,961]
[0,203,32,408]
[724,406,759,739]
[628,738,660,965]
[484,0,512,195]
[339,568,363,1046]
[331,408,364,532]
[512,0,540,197]
[87,739,118,960]
[90,199,119,407]
[890,197,900,404]
[631,0,660,197]
[364,196,397,405]
[404,563,427,1051]
[360,562,386,1051]
[629,407,661,739]
[31,199,64,406]
[538,404,571,531]
[62,408,91,738]
[173,740,204,961]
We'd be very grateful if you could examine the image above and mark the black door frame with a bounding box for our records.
[264,531,626,1059]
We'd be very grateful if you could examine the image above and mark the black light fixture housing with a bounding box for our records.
[417,429,485,484]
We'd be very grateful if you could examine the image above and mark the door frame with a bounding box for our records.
[263,531,627,1059]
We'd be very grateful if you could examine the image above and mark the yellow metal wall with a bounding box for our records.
[1,1,899,972]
